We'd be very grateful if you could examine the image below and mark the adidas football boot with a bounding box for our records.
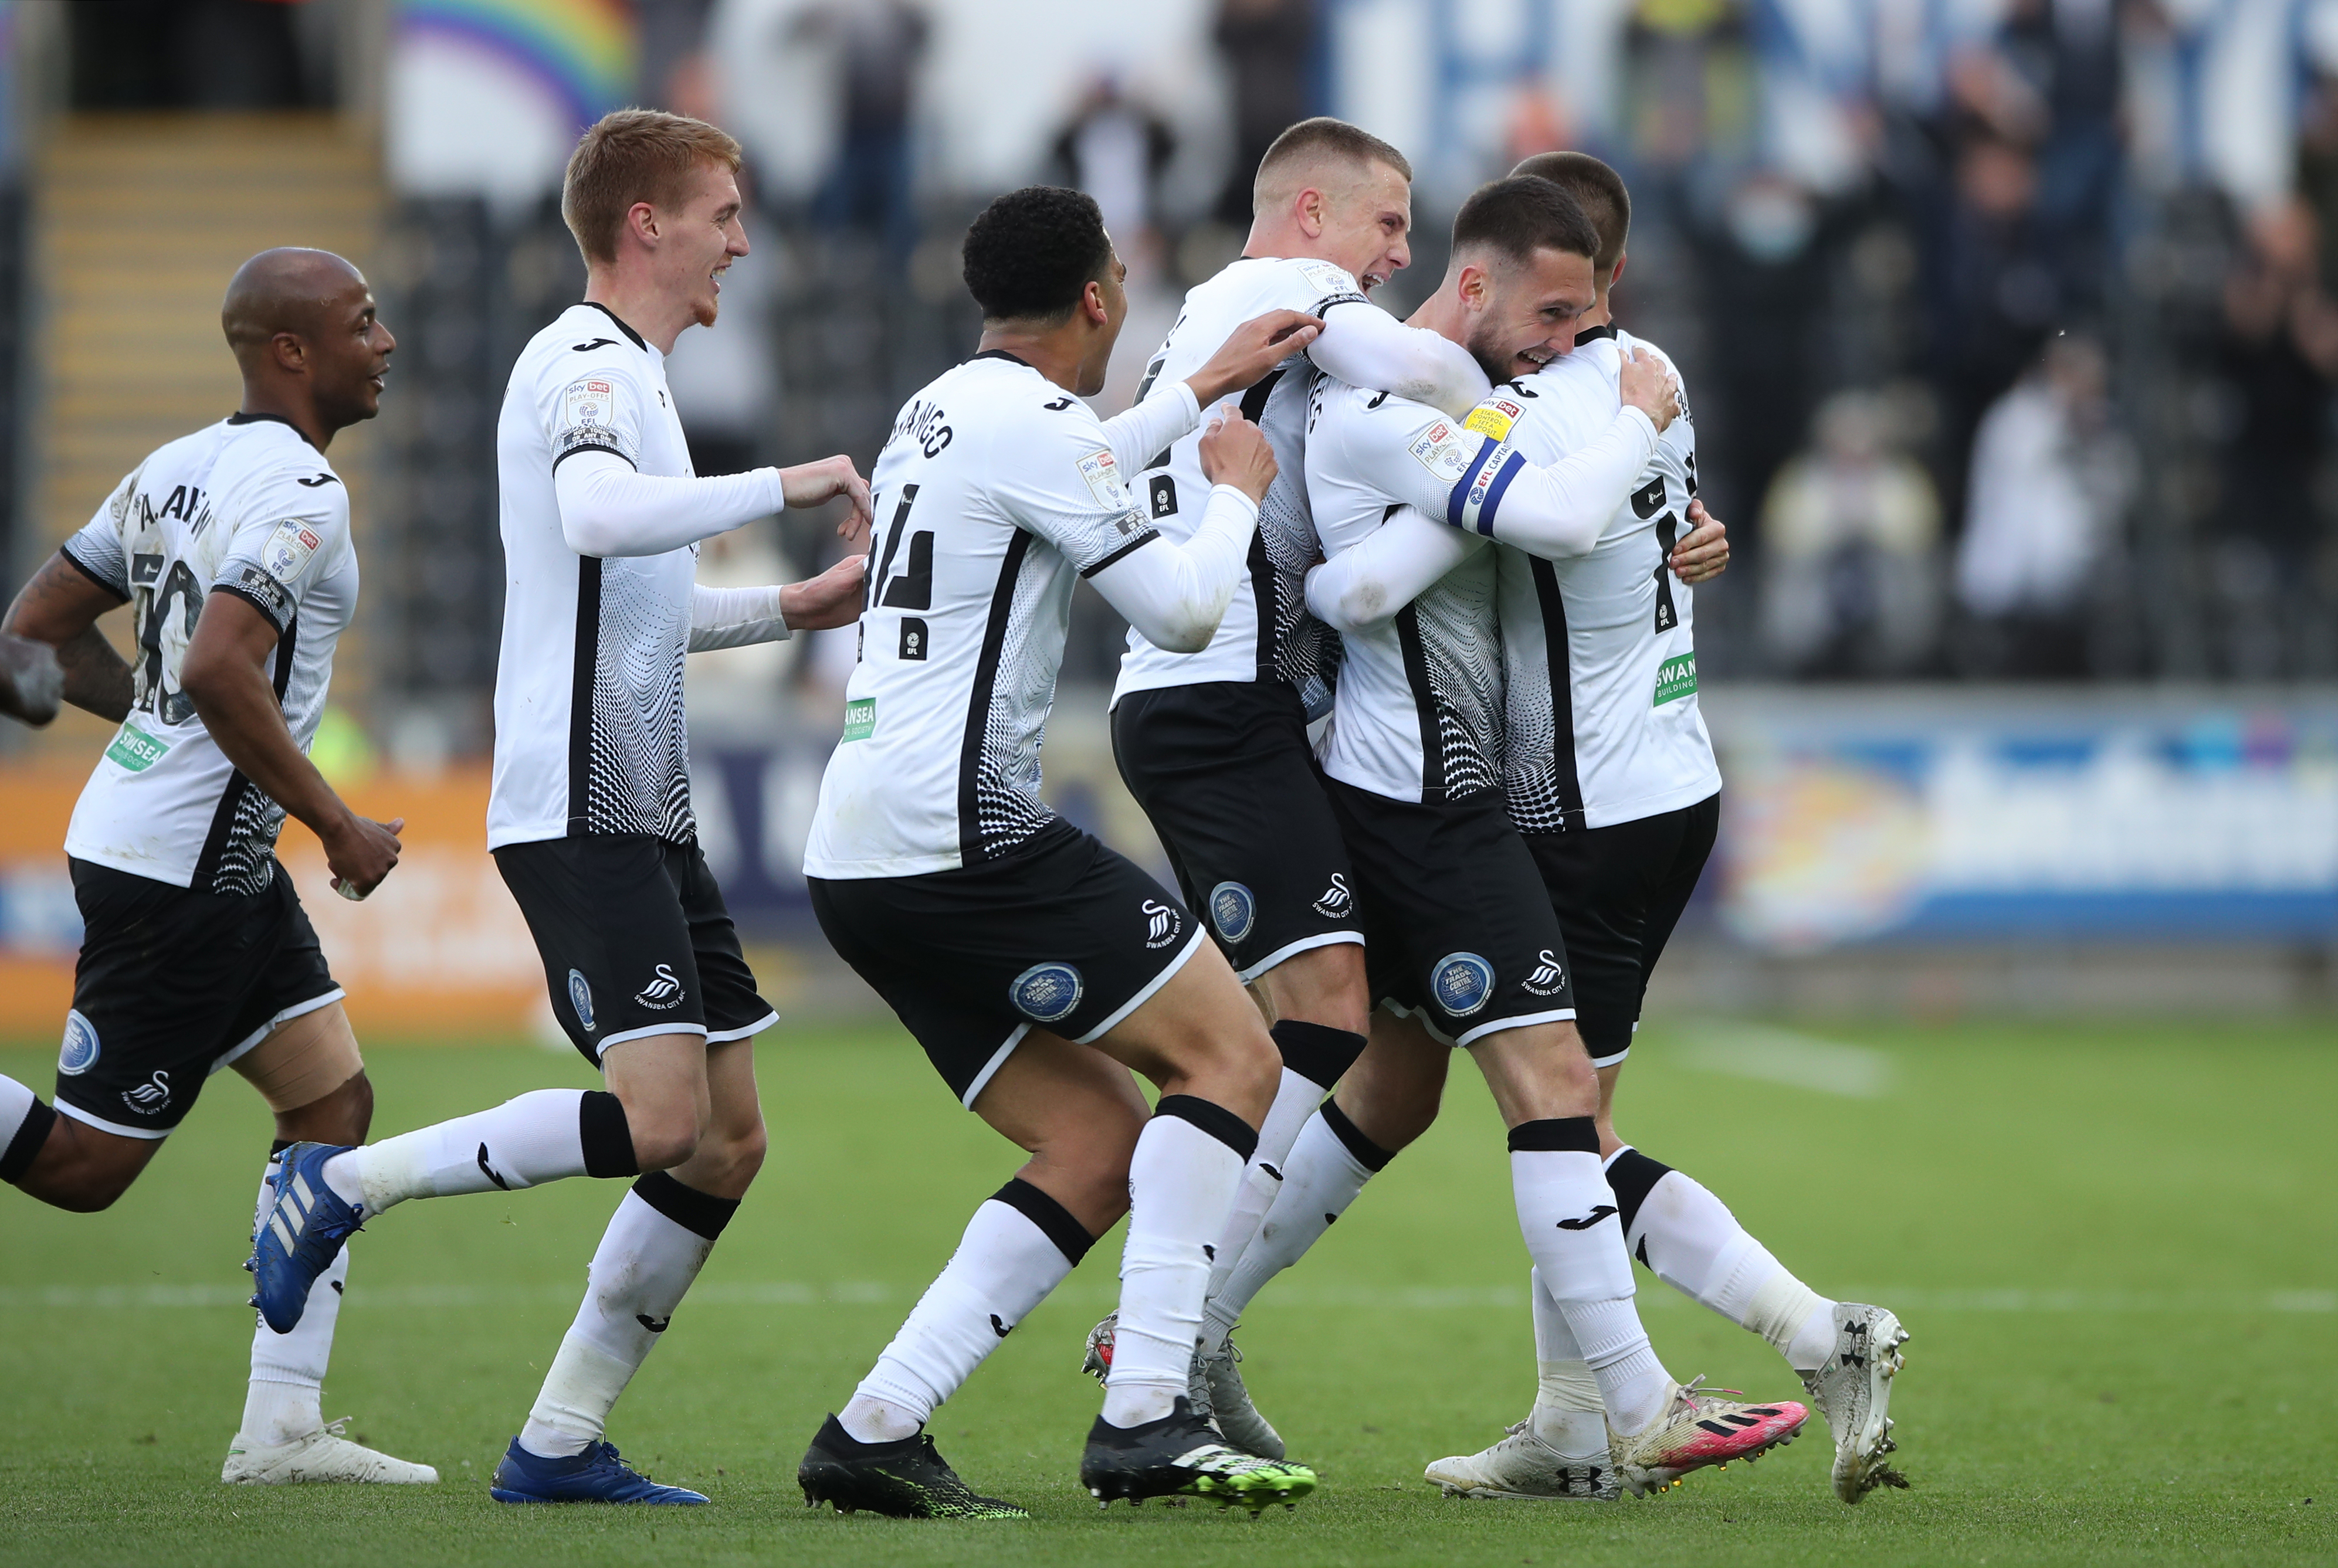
[797,1414,1028,1519]
[247,1142,362,1333]
[1425,1420,1617,1500]
[1080,1397,1316,1513]
[222,1418,438,1485]
[1608,1377,1808,1496]
[487,1437,706,1504]
[1799,1303,1912,1502]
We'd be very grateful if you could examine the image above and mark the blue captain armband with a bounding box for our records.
[1446,440,1526,535]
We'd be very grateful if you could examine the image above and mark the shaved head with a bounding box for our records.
[222,248,366,369]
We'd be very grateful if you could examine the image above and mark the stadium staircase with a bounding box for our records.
[26,114,382,754]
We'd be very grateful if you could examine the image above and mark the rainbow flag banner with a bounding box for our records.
[398,0,637,130]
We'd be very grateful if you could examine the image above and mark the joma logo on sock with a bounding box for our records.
[1556,1204,1618,1231]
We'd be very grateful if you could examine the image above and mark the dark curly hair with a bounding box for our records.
[962,186,1113,323]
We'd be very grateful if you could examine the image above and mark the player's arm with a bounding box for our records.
[179,592,402,897]
[556,452,872,558]
[1079,415,1275,653]
[1306,295,1492,420]
[1,550,134,723]
[1093,308,1323,473]
[687,551,869,649]
[1304,507,1480,632]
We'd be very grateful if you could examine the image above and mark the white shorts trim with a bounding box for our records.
[960,1023,1033,1111]
[591,1020,711,1063]
[707,1010,780,1044]
[1588,1046,1631,1070]
[53,1099,171,1141]
[1386,999,1578,1050]
[1074,927,1208,1046]
[1235,929,1364,986]
[208,987,348,1077]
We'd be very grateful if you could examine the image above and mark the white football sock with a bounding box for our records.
[843,1181,1092,1444]
[1206,1101,1387,1340]
[1627,1163,1836,1372]
[0,1073,35,1148]
[1527,1265,1608,1457]
[239,1152,344,1446]
[1198,1068,1320,1351]
[1103,1097,1252,1428]
[323,1089,632,1214]
[1511,1123,1669,1434]
[517,1174,733,1459]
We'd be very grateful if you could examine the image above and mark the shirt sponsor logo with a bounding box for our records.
[1077,447,1130,511]
[633,963,686,1010]
[1208,881,1257,944]
[1463,399,1523,441]
[841,698,877,742]
[1430,952,1496,1017]
[568,969,597,1033]
[1406,420,1475,483]
[261,519,323,584]
[1142,900,1182,949]
[103,725,169,773]
[1010,962,1085,1024]
[58,1010,100,1075]
[563,377,617,429]
[1654,651,1698,706]
[1523,949,1567,996]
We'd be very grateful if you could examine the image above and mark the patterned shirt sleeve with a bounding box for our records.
[547,353,649,470]
[209,467,348,634]
[997,406,1163,578]
[59,470,138,599]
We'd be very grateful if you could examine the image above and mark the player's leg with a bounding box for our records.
[223,1002,436,1484]
[0,1083,161,1211]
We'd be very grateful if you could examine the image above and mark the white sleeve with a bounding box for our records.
[1306,507,1479,631]
[1306,301,1493,420]
[688,583,791,651]
[1361,396,1658,560]
[553,449,787,558]
[1084,485,1259,653]
[1095,381,1200,474]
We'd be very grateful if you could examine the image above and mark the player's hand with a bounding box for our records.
[778,456,874,546]
[0,632,63,727]
[778,551,869,632]
[1199,410,1277,504]
[1621,347,1679,432]
[1669,498,1730,584]
[1186,309,1324,407]
[324,814,402,901]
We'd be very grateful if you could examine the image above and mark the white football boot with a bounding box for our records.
[222,1418,439,1485]
[1798,1302,1912,1502]
[1607,1378,1808,1496]
[1426,1421,1618,1500]
[1199,1335,1285,1460]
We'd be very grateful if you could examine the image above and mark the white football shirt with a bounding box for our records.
[1305,379,1503,805]
[805,352,1170,878]
[489,303,702,850]
[1483,328,1720,831]
[61,415,358,893]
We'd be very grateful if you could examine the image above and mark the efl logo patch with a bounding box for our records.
[1463,398,1523,442]
[1405,420,1475,484]
[58,1010,100,1075]
[1431,952,1495,1017]
[1141,900,1182,950]
[1523,949,1567,996]
[1209,881,1257,943]
[261,520,323,585]
[563,377,618,429]
[1011,962,1085,1024]
[1076,448,1130,511]
[567,969,597,1033]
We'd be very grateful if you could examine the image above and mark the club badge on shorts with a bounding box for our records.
[58,1010,100,1075]
[1011,962,1085,1024]
[568,969,597,1033]
[1431,952,1496,1017]
[1209,881,1256,944]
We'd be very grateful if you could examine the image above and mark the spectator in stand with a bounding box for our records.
[796,0,927,257]
[1212,0,1317,226]
[1758,391,1944,677]
[1049,74,1178,260]
[1956,333,2135,677]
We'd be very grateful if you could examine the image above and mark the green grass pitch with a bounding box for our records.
[2,1016,2332,1567]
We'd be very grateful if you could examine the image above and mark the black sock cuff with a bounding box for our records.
[579,1090,638,1179]
[1319,1098,1395,1172]
[1,1098,56,1183]
[1269,1020,1367,1091]
[1153,1094,1258,1162]
[991,1177,1097,1266]
[1604,1147,1674,1234]
[1507,1116,1601,1154]
[632,1170,740,1241]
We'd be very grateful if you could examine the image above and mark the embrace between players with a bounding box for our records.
[0,107,1907,1515]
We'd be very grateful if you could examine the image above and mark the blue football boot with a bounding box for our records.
[247,1141,363,1333]
[489,1438,709,1505]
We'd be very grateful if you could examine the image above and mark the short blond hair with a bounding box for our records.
[562,108,743,267]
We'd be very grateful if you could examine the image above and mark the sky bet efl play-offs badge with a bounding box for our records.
[1407,419,1475,481]
[565,378,615,428]
[1011,962,1085,1024]
[262,519,321,584]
